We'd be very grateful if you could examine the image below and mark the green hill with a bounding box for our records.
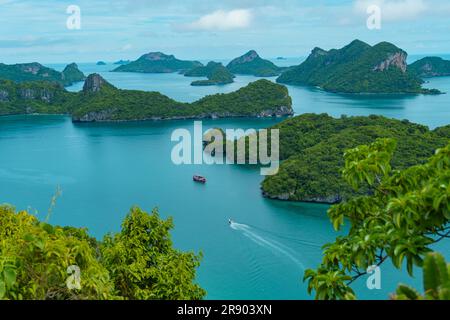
[409,57,450,78]
[62,63,86,85]
[226,50,282,77]
[187,62,235,86]
[0,79,73,115]
[112,52,203,73]
[71,75,292,121]
[0,73,293,121]
[0,62,85,87]
[259,113,450,203]
[277,40,439,94]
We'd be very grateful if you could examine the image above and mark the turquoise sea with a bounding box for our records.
[1,59,449,299]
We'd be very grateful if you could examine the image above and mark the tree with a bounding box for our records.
[304,138,450,300]
[101,207,206,300]
[393,252,450,300]
[0,205,205,300]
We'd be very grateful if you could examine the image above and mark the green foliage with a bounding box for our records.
[0,79,74,116]
[0,205,205,300]
[113,52,202,73]
[189,62,235,86]
[261,113,450,203]
[226,50,282,77]
[393,252,450,300]
[101,207,205,300]
[409,57,450,78]
[0,62,84,87]
[62,63,86,84]
[0,75,292,120]
[304,139,450,300]
[71,77,292,121]
[277,40,438,94]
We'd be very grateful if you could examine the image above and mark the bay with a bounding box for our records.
[1,60,450,299]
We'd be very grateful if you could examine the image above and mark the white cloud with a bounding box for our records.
[121,43,133,51]
[179,9,253,31]
[354,0,427,21]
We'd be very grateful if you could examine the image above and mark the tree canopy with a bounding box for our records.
[304,138,450,300]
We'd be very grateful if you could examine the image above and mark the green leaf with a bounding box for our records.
[396,284,420,300]
[423,252,448,295]
[3,267,17,288]
[0,280,5,299]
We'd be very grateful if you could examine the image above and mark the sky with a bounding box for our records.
[0,0,449,63]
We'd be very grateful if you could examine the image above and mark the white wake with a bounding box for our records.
[230,222,304,269]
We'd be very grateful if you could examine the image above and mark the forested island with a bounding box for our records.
[409,56,450,78]
[185,62,235,86]
[277,40,441,94]
[257,113,450,202]
[0,62,85,87]
[112,52,203,73]
[226,50,283,77]
[0,73,293,121]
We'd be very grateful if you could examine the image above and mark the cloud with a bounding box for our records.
[177,9,253,31]
[354,0,427,21]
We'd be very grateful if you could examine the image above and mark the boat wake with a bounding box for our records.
[230,222,304,269]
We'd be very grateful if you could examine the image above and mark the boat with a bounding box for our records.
[193,175,207,183]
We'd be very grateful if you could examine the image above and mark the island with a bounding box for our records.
[409,57,450,78]
[253,113,450,203]
[185,62,235,86]
[276,40,441,94]
[226,50,282,77]
[0,73,293,121]
[112,52,203,73]
[0,62,85,87]
[113,59,131,65]
[96,61,107,66]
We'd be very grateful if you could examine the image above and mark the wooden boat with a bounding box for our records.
[193,175,207,183]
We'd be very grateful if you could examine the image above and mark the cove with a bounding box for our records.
[1,61,450,299]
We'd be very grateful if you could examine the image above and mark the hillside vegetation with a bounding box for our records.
[277,40,440,94]
[259,113,450,203]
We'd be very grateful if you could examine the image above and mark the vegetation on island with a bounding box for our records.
[185,61,235,85]
[0,62,85,87]
[277,40,441,94]
[0,79,73,115]
[258,113,450,203]
[0,73,292,120]
[409,57,450,78]
[303,138,450,300]
[112,52,202,73]
[0,205,205,300]
[226,50,283,77]
[187,62,235,86]
[71,75,292,121]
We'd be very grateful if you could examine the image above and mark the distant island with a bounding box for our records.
[277,40,441,94]
[0,62,85,87]
[0,73,293,121]
[112,52,203,73]
[96,61,107,66]
[226,50,283,77]
[409,56,450,78]
[228,113,449,203]
[113,59,131,65]
[185,62,235,86]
